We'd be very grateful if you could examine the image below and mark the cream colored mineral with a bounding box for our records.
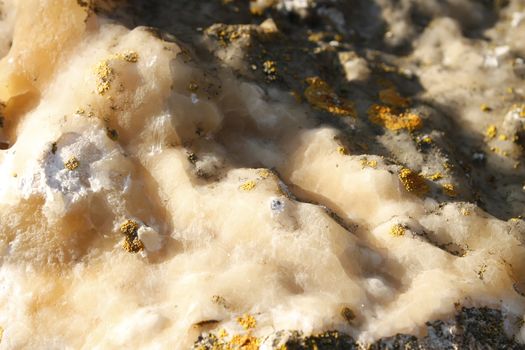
[0,0,523,349]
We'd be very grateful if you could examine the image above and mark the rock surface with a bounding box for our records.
[0,0,524,349]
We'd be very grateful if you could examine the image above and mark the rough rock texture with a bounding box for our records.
[0,0,524,349]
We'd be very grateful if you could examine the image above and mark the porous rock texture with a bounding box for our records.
[0,0,524,349]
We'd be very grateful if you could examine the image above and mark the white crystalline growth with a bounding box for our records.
[17,130,120,211]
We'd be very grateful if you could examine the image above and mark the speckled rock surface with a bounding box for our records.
[0,0,525,348]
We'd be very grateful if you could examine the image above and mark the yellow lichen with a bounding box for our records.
[64,156,80,171]
[390,224,406,237]
[485,125,497,139]
[257,169,272,179]
[368,104,423,131]
[442,183,457,197]
[122,237,144,253]
[361,158,378,168]
[263,60,277,81]
[337,146,349,155]
[237,314,257,330]
[120,219,139,236]
[218,328,229,339]
[304,77,356,117]
[120,219,143,253]
[398,168,429,195]
[498,134,508,141]
[94,51,138,95]
[94,59,113,95]
[116,51,139,63]
[419,135,433,144]
[489,146,509,157]
[239,180,256,191]
[307,32,325,42]
[461,208,471,216]
[427,172,443,181]
[379,88,410,108]
[480,104,492,112]
[230,334,260,350]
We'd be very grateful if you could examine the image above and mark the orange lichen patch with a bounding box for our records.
[239,180,257,191]
[379,88,410,108]
[442,183,457,197]
[390,224,406,237]
[237,314,257,330]
[398,168,429,195]
[337,146,349,155]
[485,125,497,139]
[368,104,422,132]
[304,77,356,117]
[64,156,80,170]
